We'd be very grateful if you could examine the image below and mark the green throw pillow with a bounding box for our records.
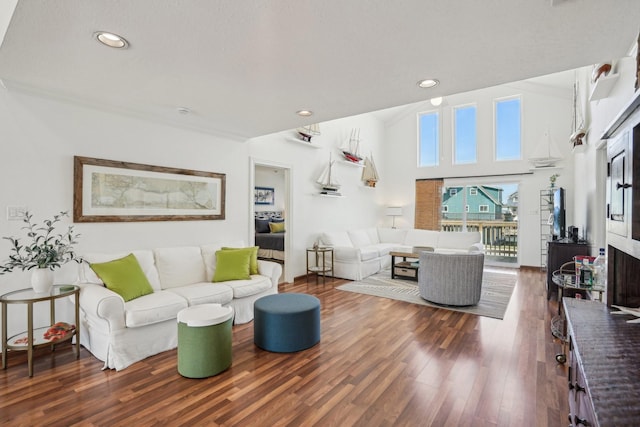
[221,246,259,275]
[269,222,285,233]
[213,249,252,282]
[90,253,154,302]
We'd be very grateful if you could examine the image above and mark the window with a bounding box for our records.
[495,97,521,160]
[449,188,457,196]
[418,112,439,167]
[465,205,469,212]
[453,105,477,164]
[479,205,489,212]
[442,205,449,212]
[469,187,478,195]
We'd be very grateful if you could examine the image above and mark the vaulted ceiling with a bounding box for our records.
[0,1,638,139]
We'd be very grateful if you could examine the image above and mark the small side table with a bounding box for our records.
[1,285,80,377]
[306,247,334,284]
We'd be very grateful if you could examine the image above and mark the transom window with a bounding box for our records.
[454,105,477,164]
[418,112,439,167]
[495,97,521,160]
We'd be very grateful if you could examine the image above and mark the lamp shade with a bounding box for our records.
[385,206,402,216]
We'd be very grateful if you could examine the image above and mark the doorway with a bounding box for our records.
[250,158,293,283]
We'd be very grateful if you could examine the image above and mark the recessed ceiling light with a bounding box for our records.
[94,31,129,49]
[296,110,313,117]
[177,107,191,115]
[417,79,439,89]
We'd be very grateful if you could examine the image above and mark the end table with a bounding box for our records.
[1,285,80,377]
[306,247,334,284]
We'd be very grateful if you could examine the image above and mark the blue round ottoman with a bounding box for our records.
[254,293,321,352]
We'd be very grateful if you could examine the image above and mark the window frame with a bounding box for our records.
[452,103,478,165]
[469,187,478,195]
[479,204,489,213]
[494,95,522,161]
[417,110,440,167]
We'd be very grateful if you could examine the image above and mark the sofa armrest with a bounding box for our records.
[469,242,484,253]
[332,246,361,262]
[78,283,126,331]
[257,259,283,287]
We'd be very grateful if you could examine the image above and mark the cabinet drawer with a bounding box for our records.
[394,267,417,278]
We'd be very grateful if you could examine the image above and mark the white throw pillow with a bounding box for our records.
[320,231,353,247]
[377,228,407,243]
[348,229,372,248]
[154,246,206,289]
[403,229,439,247]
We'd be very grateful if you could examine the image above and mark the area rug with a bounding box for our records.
[336,268,517,319]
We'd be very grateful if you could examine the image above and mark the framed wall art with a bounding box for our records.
[73,156,225,222]
[254,187,275,205]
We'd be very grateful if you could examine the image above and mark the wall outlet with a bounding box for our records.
[6,206,27,221]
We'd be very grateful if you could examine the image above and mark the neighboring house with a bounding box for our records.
[504,191,518,221]
[442,185,503,221]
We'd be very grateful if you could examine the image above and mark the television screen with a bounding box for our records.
[553,188,566,239]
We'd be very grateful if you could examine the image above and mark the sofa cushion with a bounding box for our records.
[320,231,353,247]
[154,246,206,289]
[359,246,379,261]
[213,249,251,282]
[365,228,380,244]
[371,243,399,257]
[225,275,272,298]
[166,282,234,306]
[437,231,481,250]
[90,253,155,302]
[403,229,439,248]
[221,246,259,275]
[81,250,161,291]
[124,290,188,328]
[348,229,372,248]
[377,228,408,244]
[200,241,245,281]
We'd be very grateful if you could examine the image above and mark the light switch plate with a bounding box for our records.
[6,206,27,221]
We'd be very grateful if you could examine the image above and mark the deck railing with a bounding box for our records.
[441,220,518,259]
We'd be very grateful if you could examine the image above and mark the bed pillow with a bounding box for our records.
[269,222,285,233]
[90,253,154,302]
[255,218,270,233]
[212,249,251,282]
[221,246,259,275]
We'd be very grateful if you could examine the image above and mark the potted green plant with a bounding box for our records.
[549,173,559,188]
[0,211,82,293]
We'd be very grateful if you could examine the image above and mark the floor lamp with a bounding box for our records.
[385,206,402,228]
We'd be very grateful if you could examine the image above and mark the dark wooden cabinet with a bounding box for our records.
[546,240,590,300]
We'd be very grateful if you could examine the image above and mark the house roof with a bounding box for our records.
[0,1,638,139]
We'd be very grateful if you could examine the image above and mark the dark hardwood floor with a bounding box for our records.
[0,267,568,426]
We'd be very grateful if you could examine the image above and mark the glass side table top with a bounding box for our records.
[0,285,79,303]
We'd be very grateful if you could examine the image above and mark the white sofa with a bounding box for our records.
[75,241,282,371]
[319,228,483,281]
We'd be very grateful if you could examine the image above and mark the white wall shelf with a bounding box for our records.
[339,159,364,168]
[316,193,345,198]
[589,73,619,102]
[286,137,322,149]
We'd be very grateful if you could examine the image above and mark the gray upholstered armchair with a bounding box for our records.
[418,251,485,306]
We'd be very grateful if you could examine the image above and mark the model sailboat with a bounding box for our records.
[316,153,341,196]
[529,129,563,168]
[296,123,320,142]
[570,81,586,147]
[361,154,379,187]
[341,128,363,164]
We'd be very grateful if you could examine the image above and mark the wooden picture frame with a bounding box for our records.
[73,156,225,222]
[254,187,275,205]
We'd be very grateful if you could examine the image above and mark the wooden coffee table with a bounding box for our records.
[390,251,420,281]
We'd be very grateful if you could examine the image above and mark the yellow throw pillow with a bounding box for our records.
[213,249,252,282]
[221,246,259,275]
[269,222,285,233]
[90,254,154,302]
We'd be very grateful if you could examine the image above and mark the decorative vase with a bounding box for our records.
[31,268,54,293]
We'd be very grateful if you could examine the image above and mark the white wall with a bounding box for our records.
[0,89,252,335]
[577,51,639,254]
[380,82,576,266]
[254,166,285,213]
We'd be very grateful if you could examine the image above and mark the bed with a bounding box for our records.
[255,211,285,263]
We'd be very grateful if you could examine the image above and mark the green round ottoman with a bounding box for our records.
[254,293,321,352]
[177,304,233,378]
